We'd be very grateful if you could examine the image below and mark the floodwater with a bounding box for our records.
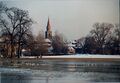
[0,60,120,83]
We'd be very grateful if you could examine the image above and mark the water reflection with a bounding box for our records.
[0,60,120,83]
[0,73,30,83]
[67,64,77,71]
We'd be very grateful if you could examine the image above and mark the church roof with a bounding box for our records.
[46,18,51,31]
[44,38,51,43]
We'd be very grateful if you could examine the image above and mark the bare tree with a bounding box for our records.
[114,24,120,41]
[23,31,35,51]
[110,24,120,54]
[52,32,68,54]
[33,32,48,58]
[76,37,85,48]
[0,2,6,15]
[90,23,114,54]
[14,8,33,58]
[83,36,97,54]
[0,7,33,58]
[75,37,86,53]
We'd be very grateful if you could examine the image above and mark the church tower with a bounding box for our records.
[45,18,52,40]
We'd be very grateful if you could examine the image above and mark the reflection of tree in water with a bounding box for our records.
[67,64,77,72]
[79,62,120,82]
[67,62,120,73]
[0,60,120,82]
[106,62,120,81]
[0,73,30,83]
[1,60,21,67]
[42,61,120,82]
[52,61,120,82]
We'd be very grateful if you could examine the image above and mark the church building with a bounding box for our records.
[44,18,53,53]
[45,18,52,40]
[44,18,75,54]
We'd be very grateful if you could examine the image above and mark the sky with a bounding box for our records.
[2,0,120,40]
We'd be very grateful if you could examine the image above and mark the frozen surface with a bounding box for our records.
[0,59,120,83]
[0,61,120,83]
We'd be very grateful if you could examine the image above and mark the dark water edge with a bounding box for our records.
[0,60,120,83]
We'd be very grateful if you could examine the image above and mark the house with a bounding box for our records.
[67,41,76,54]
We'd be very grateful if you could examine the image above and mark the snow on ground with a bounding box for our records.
[43,54,120,59]
[21,54,120,59]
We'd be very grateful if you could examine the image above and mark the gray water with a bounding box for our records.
[0,60,120,83]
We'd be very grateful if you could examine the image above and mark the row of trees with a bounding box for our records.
[0,2,119,58]
[76,23,120,55]
[0,2,68,58]
[52,31,68,54]
[24,31,68,56]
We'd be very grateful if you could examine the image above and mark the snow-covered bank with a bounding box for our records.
[21,54,120,59]
[43,55,120,59]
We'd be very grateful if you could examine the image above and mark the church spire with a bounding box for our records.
[46,17,51,31]
[45,17,52,39]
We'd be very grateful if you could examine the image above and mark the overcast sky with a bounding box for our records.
[2,0,120,40]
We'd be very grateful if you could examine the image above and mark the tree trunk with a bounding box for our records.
[17,42,20,58]
[10,38,13,58]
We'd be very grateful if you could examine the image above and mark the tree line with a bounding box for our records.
[0,2,67,58]
[76,23,120,55]
[0,2,119,58]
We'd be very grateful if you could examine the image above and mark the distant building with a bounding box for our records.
[67,46,75,54]
[67,41,76,54]
[44,39,53,53]
[44,18,77,54]
[44,18,53,53]
[22,18,53,56]
[45,18,52,40]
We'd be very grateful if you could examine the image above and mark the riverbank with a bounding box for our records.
[15,55,120,62]
[43,55,120,62]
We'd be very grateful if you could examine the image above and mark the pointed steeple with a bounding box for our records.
[45,17,52,39]
[46,17,51,31]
